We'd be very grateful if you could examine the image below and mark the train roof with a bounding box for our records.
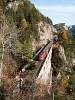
[43,41,53,51]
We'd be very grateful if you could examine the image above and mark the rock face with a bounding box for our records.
[31,21,57,51]
[72,58,75,65]
[59,45,67,64]
[59,45,75,67]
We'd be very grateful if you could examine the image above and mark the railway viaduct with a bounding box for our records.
[36,46,53,86]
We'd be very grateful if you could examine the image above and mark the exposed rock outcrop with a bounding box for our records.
[72,58,75,65]
[58,45,67,64]
[31,21,57,51]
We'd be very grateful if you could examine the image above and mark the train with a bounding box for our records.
[32,36,57,61]
[38,41,53,60]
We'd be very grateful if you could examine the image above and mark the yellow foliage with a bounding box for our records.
[0,7,3,21]
[13,5,18,11]
[20,1,24,6]
[58,29,67,43]
[62,30,67,41]
[0,7,2,13]
[21,19,27,29]
[4,0,6,2]
[4,23,9,32]
[61,76,68,87]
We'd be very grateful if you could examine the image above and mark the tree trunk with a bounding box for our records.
[0,13,5,85]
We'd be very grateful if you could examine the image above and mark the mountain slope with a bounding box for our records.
[0,0,53,64]
[0,0,55,99]
[0,1,75,100]
[68,25,75,37]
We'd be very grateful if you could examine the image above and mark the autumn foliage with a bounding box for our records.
[20,18,27,29]
[60,76,68,87]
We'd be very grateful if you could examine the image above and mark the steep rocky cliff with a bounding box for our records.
[31,21,56,51]
[50,23,75,100]
[58,45,67,63]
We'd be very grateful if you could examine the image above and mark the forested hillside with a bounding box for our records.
[0,0,53,99]
[0,0,75,100]
[51,23,75,100]
[0,0,53,65]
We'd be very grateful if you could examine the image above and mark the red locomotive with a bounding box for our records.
[32,36,57,61]
[38,41,53,60]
